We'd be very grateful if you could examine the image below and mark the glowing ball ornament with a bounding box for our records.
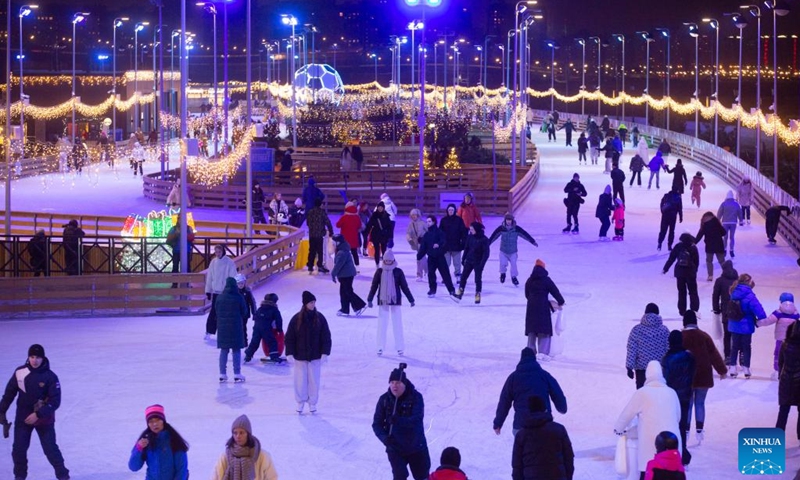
[293,64,345,106]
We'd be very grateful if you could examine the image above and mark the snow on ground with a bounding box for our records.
[2,129,800,479]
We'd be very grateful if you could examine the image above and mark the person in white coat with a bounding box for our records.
[614,360,682,476]
[211,414,278,480]
[205,244,238,340]
[636,137,649,164]
[366,250,415,356]
[379,193,398,248]
[736,176,754,226]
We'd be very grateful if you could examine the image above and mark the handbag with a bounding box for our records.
[614,433,628,477]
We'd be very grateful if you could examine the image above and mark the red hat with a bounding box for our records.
[145,404,166,423]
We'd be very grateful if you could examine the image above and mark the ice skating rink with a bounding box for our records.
[1,129,799,479]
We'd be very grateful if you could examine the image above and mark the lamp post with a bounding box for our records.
[684,22,699,138]
[474,45,483,85]
[703,18,720,146]
[332,42,338,69]
[451,45,459,89]
[519,16,534,168]
[575,38,586,116]
[71,12,88,146]
[18,5,37,148]
[134,22,149,133]
[369,53,378,82]
[637,31,654,126]
[281,14,298,148]
[545,40,558,112]
[655,28,670,129]
[483,35,495,89]
[113,18,129,139]
[408,20,423,100]
[5,0,10,234]
[511,1,536,179]
[170,30,180,117]
[611,34,625,121]
[197,3,217,155]
[727,13,748,158]
[764,0,790,185]
[506,29,514,97]
[589,36,601,117]
[304,24,318,65]
[741,5,762,172]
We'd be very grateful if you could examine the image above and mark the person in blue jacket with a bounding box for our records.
[244,293,285,364]
[727,273,767,379]
[0,344,70,480]
[128,404,189,480]
[301,176,325,212]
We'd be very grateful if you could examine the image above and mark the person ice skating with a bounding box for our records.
[301,177,325,215]
[365,201,393,267]
[694,212,727,281]
[629,154,645,187]
[280,148,293,172]
[689,172,706,207]
[251,182,267,228]
[62,219,85,276]
[268,192,289,225]
[205,244,238,339]
[716,191,742,258]
[618,123,629,146]
[776,321,800,439]
[406,209,428,282]
[588,130,601,165]
[727,273,767,378]
[596,185,614,241]
[358,201,372,256]
[367,250,415,356]
[665,158,688,195]
[235,274,257,345]
[512,395,574,480]
[562,173,587,234]
[211,414,278,480]
[488,213,538,286]
[658,138,672,158]
[662,233,700,317]
[680,311,727,446]
[131,140,145,176]
[306,198,334,274]
[166,218,194,280]
[244,293,286,364]
[340,145,354,171]
[626,303,670,389]
[644,432,686,480]
[372,368,431,480]
[712,260,739,363]
[647,151,666,190]
[558,118,575,146]
[661,330,696,466]
[331,234,367,317]
[454,222,490,304]
[612,198,626,241]
[429,447,467,480]
[600,115,610,135]
[524,259,566,360]
[441,204,468,280]
[336,202,363,268]
[577,132,588,164]
[758,293,799,381]
[657,189,683,251]
[610,161,626,204]
[736,176,753,225]
[547,119,557,142]
[216,277,248,383]
[457,193,483,228]
[352,144,365,171]
[380,193,399,248]
[614,361,682,478]
[493,348,568,436]
[764,204,792,245]
[417,216,457,298]
[631,125,640,146]
[285,291,332,414]
[601,136,616,174]
[128,405,189,480]
[0,344,70,480]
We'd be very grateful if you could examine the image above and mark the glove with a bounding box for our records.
[332,276,337,284]
[626,368,634,379]
[206,292,212,300]
[662,270,667,275]
[368,301,373,308]
[532,240,539,247]
[410,302,415,308]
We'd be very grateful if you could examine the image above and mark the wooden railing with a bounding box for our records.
[0,154,58,181]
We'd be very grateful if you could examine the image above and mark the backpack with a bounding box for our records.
[676,248,692,268]
[726,298,745,321]
[660,196,673,214]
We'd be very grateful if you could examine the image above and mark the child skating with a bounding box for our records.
[690,171,706,208]
[757,292,799,380]
[612,198,625,241]
[488,213,538,286]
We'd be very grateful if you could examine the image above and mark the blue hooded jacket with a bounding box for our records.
[128,429,189,480]
[728,283,766,334]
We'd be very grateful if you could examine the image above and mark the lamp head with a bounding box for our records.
[545,40,558,49]
[683,23,699,37]
[702,18,719,29]
[742,5,761,17]
[729,13,749,28]
[589,36,600,43]
[20,6,38,18]
[773,1,790,16]
[72,13,88,24]
[612,33,624,42]
[281,14,298,26]
[575,38,585,46]
[656,28,670,38]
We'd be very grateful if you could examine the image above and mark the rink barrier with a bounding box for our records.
[0,154,58,181]
[531,109,800,256]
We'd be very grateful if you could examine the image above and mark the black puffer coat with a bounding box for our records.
[372,377,428,456]
[712,260,739,315]
[695,215,726,254]
[661,348,696,403]
[462,226,490,269]
[662,233,699,279]
[779,326,800,406]
[417,225,447,260]
[524,265,565,336]
[285,309,332,361]
[365,205,392,244]
[440,204,467,252]
[512,412,575,480]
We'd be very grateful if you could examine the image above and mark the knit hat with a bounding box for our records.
[471,222,484,235]
[264,293,279,304]
[535,259,546,269]
[573,173,580,180]
[668,330,684,348]
[234,273,246,284]
[682,310,698,327]
[528,395,546,413]
[440,446,462,468]
[388,368,406,382]
[781,292,794,303]
[726,190,734,200]
[383,249,396,264]
[231,414,252,435]
[504,212,514,222]
[645,303,660,315]
[28,344,45,358]
[145,404,166,423]
[302,291,316,305]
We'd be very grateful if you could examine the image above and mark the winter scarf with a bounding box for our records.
[379,258,398,305]
[224,436,261,480]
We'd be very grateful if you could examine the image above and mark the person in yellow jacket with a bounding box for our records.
[211,414,279,480]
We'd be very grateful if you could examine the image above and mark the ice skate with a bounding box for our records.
[728,365,738,378]
[296,402,305,414]
[500,273,506,283]
[511,277,519,286]
[571,225,579,234]
[234,374,246,383]
[355,306,367,317]
[262,356,287,365]
[397,350,404,356]
[219,374,228,383]
[377,349,383,356]
[336,310,350,317]
[562,225,571,234]
[318,266,330,274]
[742,367,751,378]
[204,333,211,341]
[730,250,735,258]
[427,291,435,298]
[452,289,463,302]
[696,430,705,445]
[309,404,317,414]
[475,293,481,304]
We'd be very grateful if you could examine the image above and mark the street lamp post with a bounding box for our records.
[369,53,378,82]
[134,22,149,134]
[282,14,298,148]
[18,5,38,149]
[590,36,601,117]
[332,42,338,69]
[197,3,218,156]
[684,23,699,138]
[637,32,654,126]
[71,13,88,146]
[511,1,536,180]
[545,40,558,112]
[474,45,483,85]
[483,35,495,88]
[655,28,670,129]
[765,0,790,184]
[113,18,129,139]
[575,38,586,116]
[612,34,625,121]
[727,13,748,158]
[703,18,720,146]
[408,20,423,101]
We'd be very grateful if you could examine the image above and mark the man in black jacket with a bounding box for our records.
[305,198,333,274]
[562,174,587,234]
[663,233,700,317]
[0,345,70,480]
[657,189,683,251]
[439,204,467,281]
[712,260,739,362]
[661,330,696,467]
[610,161,626,204]
[512,395,574,480]
[417,216,456,298]
[373,368,431,480]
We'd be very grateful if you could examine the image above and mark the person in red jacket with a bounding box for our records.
[457,193,482,228]
[644,431,686,480]
[429,446,468,480]
[336,202,363,268]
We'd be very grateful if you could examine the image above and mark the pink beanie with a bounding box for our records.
[145,404,166,423]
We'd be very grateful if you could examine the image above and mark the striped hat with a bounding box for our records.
[145,404,166,423]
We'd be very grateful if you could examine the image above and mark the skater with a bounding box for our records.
[680,311,728,446]
[251,182,267,228]
[268,192,289,224]
[618,123,629,146]
[28,230,47,277]
[662,233,700,317]
[558,118,575,146]
[626,303,670,389]
[694,212,727,281]
[235,274,257,345]
[365,201,392,267]
[417,215,457,298]
[758,293,799,381]
[658,138,672,158]
[440,204,467,280]
[280,148,293,172]
[379,193,398,248]
[596,185,614,241]
[429,447,468,480]
[367,249,415,356]
[644,432,686,479]
[373,367,431,480]
[0,344,70,480]
[577,132,588,163]
[629,153,645,187]
[128,405,189,480]
[776,321,800,438]
[457,193,483,227]
[335,202,363,267]
[493,347,568,435]
[285,291,332,414]
[736,176,753,225]
[717,191,743,258]
[600,115,610,136]
[614,361,682,479]
[547,119,556,142]
[612,198,625,241]
[454,222,490,304]
[488,213,538,286]
[661,330,696,466]
[712,260,739,363]
[727,273,767,378]
[131,140,145,176]
[406,208,428,282]
[765,204,792,244]
[62,219,85,276]
[665,158,688,195]
[306,198,334,274]
[512,396,575,480]
[562,173,587,234]
[610,161,626,204]
[205,244,238,339]
[358,201,372,256]
[689,172,706,207]
[244,293,285,364]
[301,177,325,214]
[588,130,601,165]
[216,277,248,383]
[340,145,354,171]
[657,189,683,251]
[211,414,278,480]
[601,136,616,174]
[524,259,566,360]
[331,234,367,317]
[631,125,640,146]
[352,144,365,171]
[647,151,666,190]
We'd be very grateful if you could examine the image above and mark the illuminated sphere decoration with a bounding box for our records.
[293,64,345,106]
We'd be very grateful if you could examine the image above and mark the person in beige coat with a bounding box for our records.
[212,414,278,480]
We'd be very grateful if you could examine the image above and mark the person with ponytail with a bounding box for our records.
[211,414,278,480]
[128,404,189,480]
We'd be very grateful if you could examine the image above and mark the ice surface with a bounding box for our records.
[1,129,799,479]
